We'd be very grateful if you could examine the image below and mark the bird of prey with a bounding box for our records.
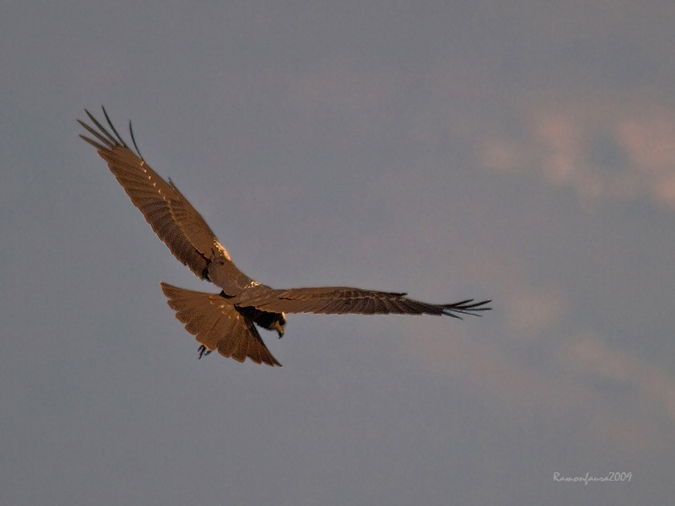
[79,107,491,367]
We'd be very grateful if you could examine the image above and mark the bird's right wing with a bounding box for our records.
[161,283,282,367]
[78,108,254,294]
[238,286,492,318]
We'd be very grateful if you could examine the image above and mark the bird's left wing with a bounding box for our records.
[78,108,255,294]
[237,286,491,318]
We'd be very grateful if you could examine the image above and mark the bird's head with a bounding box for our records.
[270,313,286,338]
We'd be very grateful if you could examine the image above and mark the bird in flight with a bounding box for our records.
[79,107,491,367]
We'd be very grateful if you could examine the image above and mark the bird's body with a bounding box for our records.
[79,107,491,367]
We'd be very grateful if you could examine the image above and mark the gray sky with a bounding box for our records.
[2,1,675,504]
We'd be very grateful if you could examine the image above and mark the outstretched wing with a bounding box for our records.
[236,286,491,318]
[161,283,282,367]
[78,107,254,295]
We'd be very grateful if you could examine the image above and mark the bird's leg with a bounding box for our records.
[198,345,211,359]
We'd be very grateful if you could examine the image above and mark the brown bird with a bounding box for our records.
[79,107,491,367]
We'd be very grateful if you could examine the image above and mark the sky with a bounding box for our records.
[2,0,675,504]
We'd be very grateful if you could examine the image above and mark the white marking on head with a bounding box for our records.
[271,314,286,337]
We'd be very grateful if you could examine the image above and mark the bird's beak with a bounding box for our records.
[277,329,284,339]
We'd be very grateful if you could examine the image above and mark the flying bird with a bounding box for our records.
[79,107,491,367]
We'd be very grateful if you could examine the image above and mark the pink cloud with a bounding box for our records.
[480,92,675,208]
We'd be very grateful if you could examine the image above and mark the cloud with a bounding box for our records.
[480,92,675,209]
[399,251,675,453]
[504,284,566,338]
[459,250,567,340]
[402,325,675,452]
[560,333,675,423]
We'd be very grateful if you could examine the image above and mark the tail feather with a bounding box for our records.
[160,282,282,367]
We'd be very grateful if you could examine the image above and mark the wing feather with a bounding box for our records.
[79,108,254,295]
[160,282,281,367]
[237,286,490,318]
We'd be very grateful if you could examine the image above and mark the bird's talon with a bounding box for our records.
[198,345,210,359]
